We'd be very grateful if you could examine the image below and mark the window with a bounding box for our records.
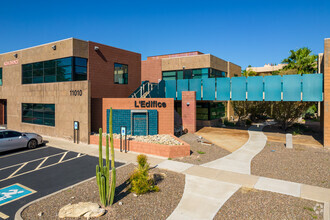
[114,63,128,84]
[0,68,2,86]
[196,102,225,120]
[162,71,176,81]
[22,57,87,84]
[22,103,55,126]
[3,131,22,138]
[162,68,226,81]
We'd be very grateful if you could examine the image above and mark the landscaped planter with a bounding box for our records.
[89,134,190,158]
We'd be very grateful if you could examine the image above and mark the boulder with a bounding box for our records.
[58,202,105,219]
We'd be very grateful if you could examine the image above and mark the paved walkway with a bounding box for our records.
[167,175,240,220]
[39,133,330,220]
[201,124,267,174]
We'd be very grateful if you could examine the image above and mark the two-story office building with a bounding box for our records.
[0,38,141,143]
[141,52,241,126]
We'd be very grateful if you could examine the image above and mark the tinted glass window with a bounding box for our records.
[22,103,55,127]
[22,57,87,84]
[114,63,128,84]
[0,132,3,139]
[4,131,22,138]
[0,68,2,86]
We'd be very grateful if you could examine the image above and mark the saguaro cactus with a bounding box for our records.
[96,107,116,207]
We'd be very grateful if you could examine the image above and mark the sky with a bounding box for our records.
[0,0,329,69]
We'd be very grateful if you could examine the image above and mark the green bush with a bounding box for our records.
[223,119,235,127]
[245,119,252,126]
[129,154,159,195]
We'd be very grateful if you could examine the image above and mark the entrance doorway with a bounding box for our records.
[132,111,148,136]
[0,99,7,126]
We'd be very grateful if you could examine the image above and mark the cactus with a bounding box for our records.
[96,107,116,207]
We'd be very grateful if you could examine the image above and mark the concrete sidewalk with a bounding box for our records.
[43,134,330,220]
[43,136,166,167]
[202,124,267,174]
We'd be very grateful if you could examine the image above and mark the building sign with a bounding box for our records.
[4,60,19,66]
[0,183,36,206]
[134,100,166,108]
[70,90,83,96]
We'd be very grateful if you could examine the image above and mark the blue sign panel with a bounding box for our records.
[231,77,246,101]
[165,80,176,99]
[203,78,215,100]
[0,184,36,206]
[247,76,264,101]
[217,78,230,101]
[121,126,126,136]
[189,79,202,100]
[177,79,189,100]
[283,75,302,101]
[302,74,323,101]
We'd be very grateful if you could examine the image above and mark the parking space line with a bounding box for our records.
[0,212,9,219]
[0,146,49,159]
[0,151,69,171]
[34,157,48,170]
[58,152,68,163]
[8,163,27,178]
[0,154,86,183]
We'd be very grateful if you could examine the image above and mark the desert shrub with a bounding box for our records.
[129,154,159,195]
[223,118,235,127]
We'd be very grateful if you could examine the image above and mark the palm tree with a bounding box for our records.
[281,47,317,74]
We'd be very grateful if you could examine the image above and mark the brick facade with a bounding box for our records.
[141,59,162,83]
[324,39,330,148]
[101,98,174,135]
[182,91,197,133]
[88,41,141,98]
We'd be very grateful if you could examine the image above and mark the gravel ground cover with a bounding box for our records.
[22,163,185,219]
[215,187,324,220]
[173,133,230,165]
[93,133,182,145]
[251,141,330,188]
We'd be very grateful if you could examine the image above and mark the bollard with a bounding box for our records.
[286,133,293,149]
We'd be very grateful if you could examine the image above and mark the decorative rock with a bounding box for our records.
[286,133,293,149]
[133,193,138,197]
[37,212,43,217]
[58,202,105,219]
[71,196,75,199]
[119,201,123,206]
[97,133,182,145]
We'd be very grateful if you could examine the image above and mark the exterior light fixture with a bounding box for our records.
[13,53,18,58]
[52,45,56,50]
[187,102,190,106]
[94,46,99,51]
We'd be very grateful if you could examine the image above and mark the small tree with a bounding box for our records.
[281,47,317,74]
[129,154,159,195]
[271,102,310,130]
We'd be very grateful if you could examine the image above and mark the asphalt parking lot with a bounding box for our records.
[0,145,123,220]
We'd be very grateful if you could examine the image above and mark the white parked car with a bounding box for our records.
[0,130,43,153]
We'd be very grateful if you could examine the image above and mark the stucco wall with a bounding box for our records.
[0,38,91,143]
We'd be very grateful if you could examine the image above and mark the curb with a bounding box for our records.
[15,162,131,220]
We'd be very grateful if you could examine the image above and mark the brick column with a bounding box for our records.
[182,91,196,133]
[324,38,330,148]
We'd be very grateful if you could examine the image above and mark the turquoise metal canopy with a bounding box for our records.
[165,74,323,102]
